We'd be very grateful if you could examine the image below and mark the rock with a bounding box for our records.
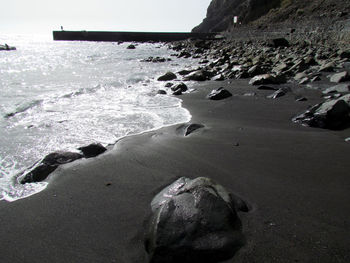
[78,143,107,158]
[165,82,174,88]
[145,177,245,263]
[330,71,350,83]
[323,84,350,94]
[249,74,286,85]
[177,123,205,136]
[295,96,308,102]
[20,151,83,184]
[127,44,136,49]
[266,88,287,99]
[0,44,16,51]
[319,61,335,72]
[257,85,277,90]
[178,69,196,76]
[293,94,350,130]
[299,77,309,85]
[311,75,321,82]
[171,82,188,92]
[268,38,290,48]
[294,72,307,81]
[158,72,177,81]
[178,51,191,58]
[157,90,167,95]
[172,89,183,96]
[207,87,232,100]
[338,50,350,59]
[184,70,212,81]
[141,57,170,63]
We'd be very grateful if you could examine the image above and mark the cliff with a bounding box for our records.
[192,0,350,33]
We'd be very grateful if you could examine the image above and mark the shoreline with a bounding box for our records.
[1,37,350,262]
[1,78,349,262]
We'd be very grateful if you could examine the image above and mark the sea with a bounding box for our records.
[0,34,196,202]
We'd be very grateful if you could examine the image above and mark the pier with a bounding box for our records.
[52,31,219,42]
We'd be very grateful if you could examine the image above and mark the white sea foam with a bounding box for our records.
[0,34,195,201]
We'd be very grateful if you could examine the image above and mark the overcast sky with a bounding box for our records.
[0,0,211,35]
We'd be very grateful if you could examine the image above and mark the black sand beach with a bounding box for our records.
[0,77,349,262]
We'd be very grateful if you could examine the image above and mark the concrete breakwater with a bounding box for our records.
[53,31,219,42]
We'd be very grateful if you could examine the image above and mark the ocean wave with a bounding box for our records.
[4,99,43,118]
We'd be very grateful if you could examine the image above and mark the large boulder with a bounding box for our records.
[249,73,286,85]
[158,72,177,81]
[20,151,83,184]
[145,177,246,263]
[184,70,213,81]
[293,94,350,130]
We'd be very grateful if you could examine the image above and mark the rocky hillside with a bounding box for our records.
[192,0,350,32]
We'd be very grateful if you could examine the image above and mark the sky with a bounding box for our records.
[0,0,212,35]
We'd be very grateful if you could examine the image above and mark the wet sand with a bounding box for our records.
[0,79,349,263]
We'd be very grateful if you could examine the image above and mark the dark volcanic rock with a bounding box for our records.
[171,82,188,92]
[268,38,290,48]
[293,94,350,130]
[157,90,167,95]
[207,87,232,100]
[78,143,107,158]
[158,72,177,81]
[145,177,245,263]
[20,151,83,184]
[330,71,350,83]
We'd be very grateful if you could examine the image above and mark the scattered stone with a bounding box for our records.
[323,84,350,94]
[345,137,350,142]
[311,75,321,82]
[207,87,232,100]
[0,44,16,51]
[319,61,335,72]
[330,71,350,83]
[145,177,246,263]
[78,143,107,158]
[172,89,183,96]
[171,82,188,92]
[293,94,350,129]
[299,77,309,85]
[141,57,170,63]
[165,82,174,88]
[294,72,308,81]
[257,85,278,90]
[338,50,350,59]
[178,69,196,76]
[177,123,205,136]
[266,88,287,99]
[249,74,286,85]
[157,90,167,95]
[20,151,83,184]
[268,38,290,48]
[295,96,308,102]
[158,72,177,81]
[127,44,136,49]
[184,70,212,81]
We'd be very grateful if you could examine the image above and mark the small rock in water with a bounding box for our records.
[145,177,247,263]
[157,90,167,95]
[78,143,107,158]
[127,44,136,49]
[207,87,232,100]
